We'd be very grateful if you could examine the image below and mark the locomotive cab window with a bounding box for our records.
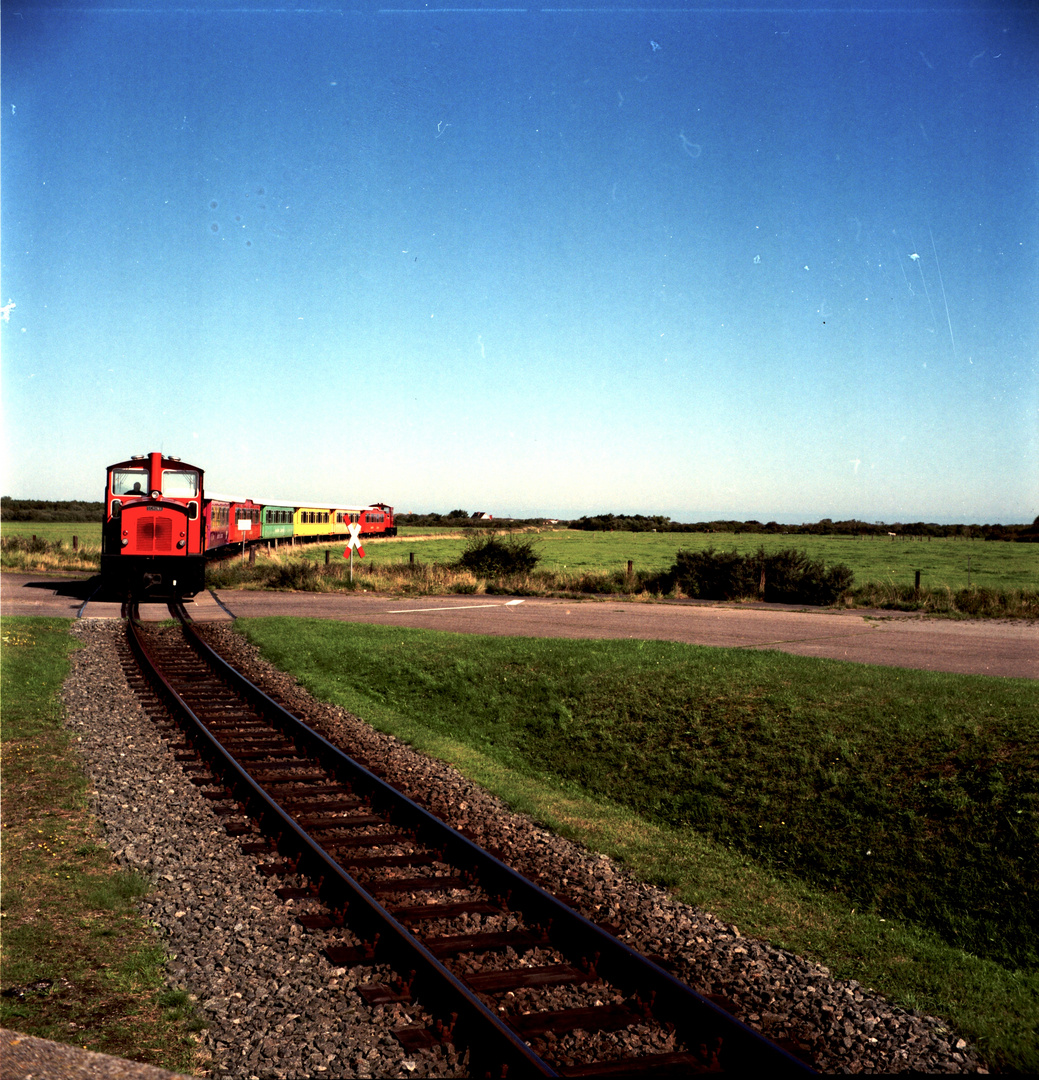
[162,470,199,497]
[112,470,148,496]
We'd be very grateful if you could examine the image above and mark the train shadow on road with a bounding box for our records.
[21,575,115,602]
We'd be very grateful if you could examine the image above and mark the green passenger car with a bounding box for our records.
[261,505,295,540]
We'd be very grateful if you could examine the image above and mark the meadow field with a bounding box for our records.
[1,522,103,545]
[383,529,1037,594]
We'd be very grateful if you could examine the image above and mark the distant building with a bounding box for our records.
[471,512,493,520]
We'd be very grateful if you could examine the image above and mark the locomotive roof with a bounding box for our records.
[107,454,202,471]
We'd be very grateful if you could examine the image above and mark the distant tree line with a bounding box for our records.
[565,513,1039,542]
[397,510,543,528]
[1,497,104,523]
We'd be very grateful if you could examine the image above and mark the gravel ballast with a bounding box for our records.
[62,620,989,1076]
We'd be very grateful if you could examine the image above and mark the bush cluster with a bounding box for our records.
[456,533,541,577]
[1,535,53,554]
[663,546,854,605]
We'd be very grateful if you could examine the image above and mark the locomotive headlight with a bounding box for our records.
[177,539,186,549]
[150,489,161,500]
[121,538,129,547]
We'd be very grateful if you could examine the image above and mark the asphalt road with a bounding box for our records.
[3,572,1035,678]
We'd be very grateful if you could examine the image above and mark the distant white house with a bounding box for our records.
[471,512,494,520]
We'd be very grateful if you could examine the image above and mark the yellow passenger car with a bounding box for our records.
[292,506,335,538]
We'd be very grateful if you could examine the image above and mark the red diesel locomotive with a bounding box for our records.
[102,453,396,597]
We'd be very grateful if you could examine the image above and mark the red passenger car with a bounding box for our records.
[204,497,267,550]
[101,452,206,597]
[228,500,263,544]
[203,499,231,552]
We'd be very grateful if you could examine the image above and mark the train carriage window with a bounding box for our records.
[162,470,199,497]
[112,470,147,496]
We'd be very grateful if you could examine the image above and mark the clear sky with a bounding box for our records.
[2,1,1036,523]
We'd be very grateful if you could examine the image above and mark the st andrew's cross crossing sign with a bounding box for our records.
[344,522,365,559]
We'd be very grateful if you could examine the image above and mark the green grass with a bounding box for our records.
[236,616,1039,1072]
[0,617,204,1071]
[0,522,102,545]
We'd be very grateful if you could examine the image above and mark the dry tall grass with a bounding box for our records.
[0,535,101,573]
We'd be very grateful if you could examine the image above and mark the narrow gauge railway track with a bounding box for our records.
[124,602,815,1078]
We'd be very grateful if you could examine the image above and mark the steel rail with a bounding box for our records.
[128,605,815,1076]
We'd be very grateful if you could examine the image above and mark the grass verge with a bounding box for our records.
[0,617,204,1071]
[235,616,1039,1072]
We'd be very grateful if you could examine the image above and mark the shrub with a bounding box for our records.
[667,546,853,605]
[1,535,51,554]
[261,559,323,590]
[669,547,754,600]
[456,532,541,577]
[758,547,855,605]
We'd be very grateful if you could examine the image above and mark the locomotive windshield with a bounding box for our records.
[162,470,199,497]
[111,470,147,496]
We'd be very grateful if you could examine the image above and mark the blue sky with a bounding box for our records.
[2,2,1036,523]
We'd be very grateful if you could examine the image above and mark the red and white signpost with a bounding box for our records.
[344,522,365,582]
